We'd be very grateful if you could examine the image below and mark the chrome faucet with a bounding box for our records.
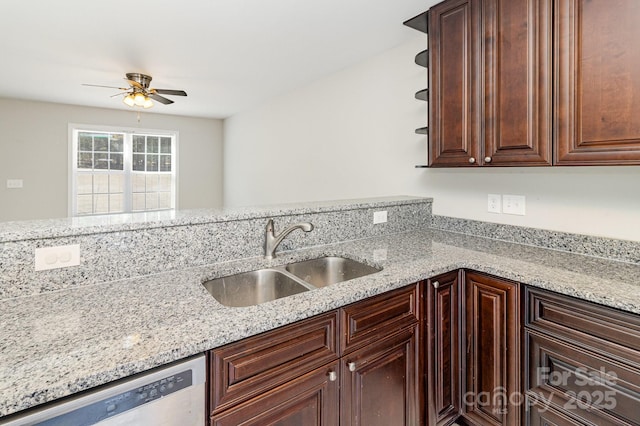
[264,218,314,259]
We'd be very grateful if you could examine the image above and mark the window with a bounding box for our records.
[70,126,177,216]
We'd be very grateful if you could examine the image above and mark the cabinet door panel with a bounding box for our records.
[526,330,640,426]
[463,271,520,426]
[426,272,461,425]
[484,0,552,165]
[429,0,482,166]
[209,311,338,413]
[341,284,419,355]
[555,0,640,164]
[341,325,420,426]
[210,362,339,426]
[526,396,585,426]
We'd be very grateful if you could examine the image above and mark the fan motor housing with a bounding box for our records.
[126,73,152,89]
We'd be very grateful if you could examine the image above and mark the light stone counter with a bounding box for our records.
[1,228,639,418]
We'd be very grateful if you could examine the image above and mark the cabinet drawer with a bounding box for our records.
[341,284,420,354]
[526,395,585,426]
[526,330,640,426]
[209,311,339,414]
[526,287,640,368]
[210,360,340,426]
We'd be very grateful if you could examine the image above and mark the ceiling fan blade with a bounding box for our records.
[152,89,187,96]
[126,79,144,89]
[110,91,130,98]
[82,83,129,90]
[149,93,174,105]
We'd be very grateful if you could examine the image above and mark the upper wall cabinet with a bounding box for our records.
[555,0,640,165]
[429,0,483,167]
[429,0,552,167]
[425,0,640,167]
[483,0,552,166]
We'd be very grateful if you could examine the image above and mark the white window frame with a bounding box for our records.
[68,123,179,217]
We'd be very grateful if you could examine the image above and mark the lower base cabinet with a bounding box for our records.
[341,325,420,426]
[210,361,340,426]
[525,287,640,426]
[207,284,421,426]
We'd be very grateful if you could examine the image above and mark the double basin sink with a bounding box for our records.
[202,256,382,307]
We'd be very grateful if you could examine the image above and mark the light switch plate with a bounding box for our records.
[503,195,526,215]
[35,244,81,271]
[373,211,388,224]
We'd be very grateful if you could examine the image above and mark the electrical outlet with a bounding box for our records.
[503,195,526,215]
[487,194,501,213]
[373,211,388,224]
[35,244,81,271]
[6,179,23,189]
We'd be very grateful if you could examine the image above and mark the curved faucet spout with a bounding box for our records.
[264,219,314,259]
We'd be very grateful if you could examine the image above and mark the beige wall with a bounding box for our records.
[224,35,640,242]
[0,98,223,221]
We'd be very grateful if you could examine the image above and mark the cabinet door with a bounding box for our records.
[462,271,520,426]
[341,325,420,426]
[429,0,483,167]
[209,311,339,414]
[555,0,640,165]
[210,362,339,426]
[483,0,552,165]
[426,272,461,426]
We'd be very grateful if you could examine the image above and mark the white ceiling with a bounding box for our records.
[0,0,437,118]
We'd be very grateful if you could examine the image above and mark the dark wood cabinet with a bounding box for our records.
[210,362,340,426]
[426,0,640,167]
[462,271,521,426]
[426,271,461,426]
[428,0,552,167]
[525,287,640,425]
[555,0,640,165]
[207,283,421,426]
[341,325,420,426]
[483,0,553,166]
[428,0,483,167]
[208,311,339,414]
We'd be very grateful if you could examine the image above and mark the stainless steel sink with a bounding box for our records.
[203,256,382,307]
[202,269,311,308]
[285,256,382,288]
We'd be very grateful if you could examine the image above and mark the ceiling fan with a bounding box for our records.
[83,73,187,109]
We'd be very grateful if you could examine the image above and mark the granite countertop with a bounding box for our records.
[1,227,639,417]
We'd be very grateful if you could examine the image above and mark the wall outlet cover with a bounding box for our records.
[487,194,501,214]
[373,210,388,224]
[35,244,81,271]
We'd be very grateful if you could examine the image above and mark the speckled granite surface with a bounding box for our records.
[0,196,428,243]
[1,227,639,418]
[0,197,431,300]
[431,215,640,264]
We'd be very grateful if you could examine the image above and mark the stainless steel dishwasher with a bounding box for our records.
[1,355,206,426]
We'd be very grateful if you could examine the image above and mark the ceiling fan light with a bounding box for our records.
[123,94,135,107]
[134,92,146,106]
[143,98,154,109]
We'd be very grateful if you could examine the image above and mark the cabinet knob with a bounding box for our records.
[328,371,337,382]
[348,362,356,372]
[432,280,440,289]
[468,157,476,164]
[484,156,492,163]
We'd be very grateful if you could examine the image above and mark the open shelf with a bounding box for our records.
[415,89,428,101]
[415,127,429,135]
[403,11,428,34]
[415,50,428,68]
